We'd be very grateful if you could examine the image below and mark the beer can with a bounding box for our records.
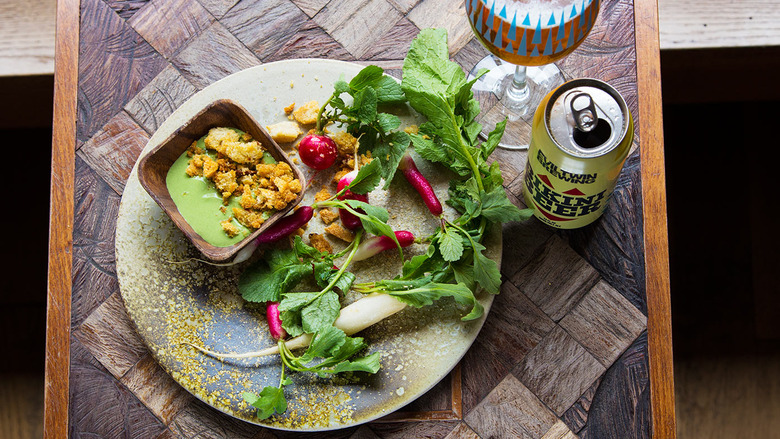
[522,78,634,229]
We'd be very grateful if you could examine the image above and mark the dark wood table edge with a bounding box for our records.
[44,1,677,437]
[634,0,677,437]
[45,0,79,437]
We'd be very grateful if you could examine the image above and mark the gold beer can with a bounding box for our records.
[523,79,634,229]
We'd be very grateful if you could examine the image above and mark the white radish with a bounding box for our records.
[184,293,407,359]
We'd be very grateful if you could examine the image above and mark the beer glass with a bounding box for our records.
[465,0,600,149]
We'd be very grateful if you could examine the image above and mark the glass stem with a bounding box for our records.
[505,65,530,105]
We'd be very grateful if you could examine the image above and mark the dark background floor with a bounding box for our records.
[1,47,779,438]
[0,75,52,439]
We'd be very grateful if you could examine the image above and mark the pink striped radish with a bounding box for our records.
[336,170,367,230]
[352,231,415,262]
[266,301,287,341]
[398,152,442,216]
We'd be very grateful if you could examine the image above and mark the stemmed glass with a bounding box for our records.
[465,0,600,149]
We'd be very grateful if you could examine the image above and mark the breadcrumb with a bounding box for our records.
[283,102,295,114]
[266,121,302,143]
[184,127,302,237]
[404,125,419,135]
[331,131,359,156]
[204,127,264,165]
[232,207,265,229]
[309,233,333,254]
[314,187,332,202]
[319,208,338,225]
[292,100,319,125]
[333,168,350,186]
[324,223,355,243]
[221,219,240,238]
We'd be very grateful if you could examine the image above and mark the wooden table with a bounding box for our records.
[45,0,673,437]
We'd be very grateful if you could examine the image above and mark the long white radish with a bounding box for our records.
[184,293,407,359]
[332,293,407,335]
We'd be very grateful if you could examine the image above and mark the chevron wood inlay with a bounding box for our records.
[59,0,664,437]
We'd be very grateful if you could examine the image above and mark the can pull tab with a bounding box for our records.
[570,92,598,132]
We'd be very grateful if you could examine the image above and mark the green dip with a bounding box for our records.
[166,134,275,247]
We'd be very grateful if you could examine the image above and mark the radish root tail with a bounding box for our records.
[180,342,280,359]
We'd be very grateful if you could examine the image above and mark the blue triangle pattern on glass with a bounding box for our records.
[531,46,539,57]
[508,10,517,40]
[493,21,504,48]
[567,19,575,48]
[557,10,565,40]
[499,4,507,19]
[532,16,542,44]
[517,28,527,55]
[570,3,578,19]
[579,0,586,27]
[506,41,514,54]
[522,12,531,26]
[475,9,483,33]
[547,11,557,27]
[556,42,565,54]
[543,31,553,55]
[487,0,495,26]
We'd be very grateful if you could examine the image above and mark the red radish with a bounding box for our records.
[337,170,367,230]
[266,301,287,340]
[398,152,442,216]
[298,134,337,170]
[255,206,313,244]
[352,231,415,262]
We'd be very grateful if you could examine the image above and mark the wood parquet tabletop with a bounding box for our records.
[45,0,674,437]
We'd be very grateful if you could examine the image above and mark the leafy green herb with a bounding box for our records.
[243,385,288,420]
[353,28,533,316]
[317,65,410,186]
[240,28,533,421]
[238,249,312,303]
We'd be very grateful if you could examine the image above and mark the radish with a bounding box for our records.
[298,134,337,170]
[255,206,313,244]
[266,301,287,340]
[352,231,415,262]
[184,293,407,359]
[336,170,367,230]
[398,152,442,216]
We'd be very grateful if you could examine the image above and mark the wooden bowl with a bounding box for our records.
[137,99,305,262]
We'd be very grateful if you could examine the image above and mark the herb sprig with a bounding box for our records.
[353,28,533,303]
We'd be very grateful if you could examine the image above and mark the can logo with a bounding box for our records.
[522,79,633,229]
[524,150,609,224]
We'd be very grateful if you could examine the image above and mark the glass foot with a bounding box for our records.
[468,55,565,150]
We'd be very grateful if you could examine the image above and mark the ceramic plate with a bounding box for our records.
[116,59,501,431]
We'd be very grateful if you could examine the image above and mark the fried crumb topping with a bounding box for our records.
[292,100,319,125]
[319,208,338,225]
[309,233,333,254]
[185,128,302,235]
[324,223,355,243]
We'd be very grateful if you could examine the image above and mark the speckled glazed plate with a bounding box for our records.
[116,59,501,431]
